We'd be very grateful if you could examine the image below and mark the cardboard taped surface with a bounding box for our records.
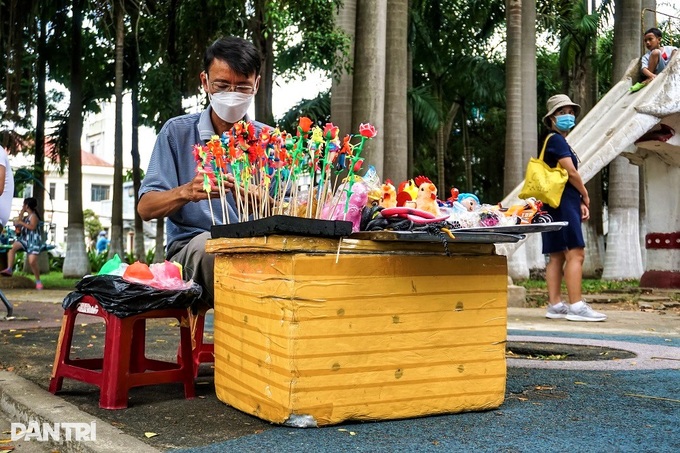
[212,249,507,426]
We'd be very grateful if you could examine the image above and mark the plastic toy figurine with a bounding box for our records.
[379,179,397,208]
[396,179,418,207]
[457,193,480,212]
[414,176,441,216]
[497,197,553,224]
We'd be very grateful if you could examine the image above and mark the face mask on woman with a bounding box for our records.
[206,76,255,123]
[554,114,576,132]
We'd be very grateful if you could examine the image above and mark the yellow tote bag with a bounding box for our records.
[518,133,568,208]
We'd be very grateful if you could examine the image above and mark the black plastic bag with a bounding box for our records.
[62,275,203,318]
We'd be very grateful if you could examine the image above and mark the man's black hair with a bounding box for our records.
[644,27,663,39]
[203,36,261,77]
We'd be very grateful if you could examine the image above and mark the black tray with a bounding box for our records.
[211,215,354,239]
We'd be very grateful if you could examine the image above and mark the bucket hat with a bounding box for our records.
[542,94,581,128]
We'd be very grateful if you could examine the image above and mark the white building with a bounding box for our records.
[9,95,158,254]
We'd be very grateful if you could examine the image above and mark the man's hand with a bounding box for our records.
[184,171,236,202]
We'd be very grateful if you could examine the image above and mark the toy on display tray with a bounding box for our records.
[361,179,556,235]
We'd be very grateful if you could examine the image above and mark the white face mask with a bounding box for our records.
[206,75,255,123]
[209,91,254,123]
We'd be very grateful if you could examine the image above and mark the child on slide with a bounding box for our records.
[630,27,677,92]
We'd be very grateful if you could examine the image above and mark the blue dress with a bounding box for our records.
[540,134,585,254]
[17,214,42,255]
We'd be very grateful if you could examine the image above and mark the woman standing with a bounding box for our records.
[540,95,606,322]
[1,198,43,290]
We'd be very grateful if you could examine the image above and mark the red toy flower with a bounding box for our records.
[323,122,339,140]
[298,117,313,134]
[359,123,377,139]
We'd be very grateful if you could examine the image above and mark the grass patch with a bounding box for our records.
[515,278,640,294]
[515,278,641,308]
[13,272,80,290]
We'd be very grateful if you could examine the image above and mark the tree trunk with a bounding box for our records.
[35,14,47,220]
[252,0,275,126]
[435,101,459,196]
[520,0,544,275]
[110,0,125,259]
[382,0,408,183]
[603,0,643,280]
[352,0,387,176]
[581,0,604,278]
[63,0,90,278]
[639,0,656,269]
[407,33,414,178]
[130,5,145,263]
[154,219,164,263]
[504,0,528,280]
[330,0,357,141]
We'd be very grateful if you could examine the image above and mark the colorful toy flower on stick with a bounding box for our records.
[342,123,377,219]
[189,118,377,226]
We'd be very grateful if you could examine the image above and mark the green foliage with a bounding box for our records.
[146,248,156,264]
[516,278,640,293]
[446,106,506,202]
[83,209,104,246]
[276,90,330,131]
[49,254,65,272]
[596,28,615,96]
[409,0,507,198]
[124,168,145,183]
[39,272,80,290]
[12,252,25,273]
[88,250,109,274]
[270,0,350,81]
[536,49,561,114]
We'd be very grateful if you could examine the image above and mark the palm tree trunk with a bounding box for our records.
[34,13,50,275]
[383,0,408,183]
[603,0,644,280]
[331,0,357,141]
[110,0,125,259]
[35,14,47,218]
[252,0,275,126]
[63,0,90,278]
[352,0,387,175]
[407,36,414,178]
[581,0,604,278]
[639,0,656,269]
[130,4,145,262]
[520,0,545,275]
[504,0,529,280]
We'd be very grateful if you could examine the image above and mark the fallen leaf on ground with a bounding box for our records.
[144,432,158,438]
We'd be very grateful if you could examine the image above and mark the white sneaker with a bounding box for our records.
[545,302,569,319]
[566,301,607,322]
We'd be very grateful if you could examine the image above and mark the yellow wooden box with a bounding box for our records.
[208,236,507,426]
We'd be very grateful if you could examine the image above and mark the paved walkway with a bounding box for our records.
[0,288,678,452]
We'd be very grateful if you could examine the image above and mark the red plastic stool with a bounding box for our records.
[49,295,195,409]
[178,309,214,377]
